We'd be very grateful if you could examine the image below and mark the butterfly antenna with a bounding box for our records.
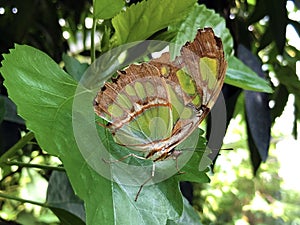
[180,147,234,152]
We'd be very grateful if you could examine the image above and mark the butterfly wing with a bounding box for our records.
[94,63,175,151]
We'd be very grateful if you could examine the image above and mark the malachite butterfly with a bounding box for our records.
[93,28,226,199]
[94,27,226,160]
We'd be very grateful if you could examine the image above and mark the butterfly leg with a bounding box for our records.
[102,153,154,202]
[174,159,185,175]
[169,150,185,175]
[134,163,155,201]
[96,121,106,128]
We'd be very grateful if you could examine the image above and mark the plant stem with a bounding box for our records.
[0,131,35,164]
[4,161,65,171]
[0,192,47,207]
[91,17,97,63]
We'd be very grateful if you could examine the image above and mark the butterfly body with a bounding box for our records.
[94,28,227,162]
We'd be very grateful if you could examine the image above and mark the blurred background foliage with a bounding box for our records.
[0,0,299,224]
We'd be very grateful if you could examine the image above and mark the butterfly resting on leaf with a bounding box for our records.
[93,27,227,201]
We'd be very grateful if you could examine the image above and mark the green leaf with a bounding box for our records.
[1,45,77,156]
[0,96,5,123]
[62,54,89,82]
[168,4,234,59]
[46,171,85,225]
[276,66,300,136]
[0,95,24,124]
[176,133,210,183]
[1,44,210,224]
[167,197,202,225]
[247,0,287,53]
[111,0,196,46]
[1,45,114,224]
[93,0,124,19]
[268,0,287,54]
[49,207,85,225]
[271,84,289,121]
[225,56,273,93]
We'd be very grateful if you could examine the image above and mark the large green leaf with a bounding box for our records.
[225,56,273,93]
[168,4,234,59]
[93,0,124,19]
[111,0,196,46]
[1,45,210,224]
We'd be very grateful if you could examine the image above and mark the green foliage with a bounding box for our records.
[244,0,300,138]
[168,4,234,59]
[1,44,210,224]
[0,0,299,224]
[0,95,24,124]
[46,171,85,224]
[93,0,124,19]
[111,0,196,46]
[167,198,202,225]
[194,119,300,225]
[226,56,273,93]
[62,54,89,82]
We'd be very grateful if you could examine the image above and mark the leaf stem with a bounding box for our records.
[91,17,97,63]
[0,131,35,164]
[0,191,47,207]
[4,161,65,171]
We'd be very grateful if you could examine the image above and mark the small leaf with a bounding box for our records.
[46,171,86,224]
[93,0,124,19]
[0,96,4,123]
[111,0,196,45]
[49,207,86,225]
[0,95,24,124]
[225,56,273,93]
[167,197,202,225]
[271,84,289,121]
[276,65,300,139]
[63,54,89,82]
[257,26,273,53]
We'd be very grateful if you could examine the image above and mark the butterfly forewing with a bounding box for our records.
[181,28,227,109]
